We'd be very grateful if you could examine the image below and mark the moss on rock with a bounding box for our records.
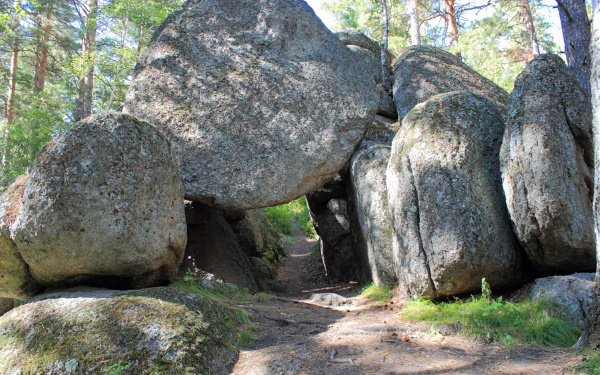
[0,286,239,374]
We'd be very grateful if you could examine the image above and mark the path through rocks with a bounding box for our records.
[231,224,582,374]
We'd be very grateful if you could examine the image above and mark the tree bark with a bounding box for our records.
[556,0,592,99]
[380,0,392,93]
[520,0,541,61]
[578,0,600,350]
[74,0,98,122]
[444,0,459,47]
[409,0,421,45]
[2,34,19,174]
[33,4,53,93]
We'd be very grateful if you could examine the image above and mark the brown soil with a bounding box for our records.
[231,225,583,375]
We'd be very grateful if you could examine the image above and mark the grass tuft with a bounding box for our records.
[263,197,317,239]
[360,283,393,303]
[577,349,600,374]
[400,281,581,349]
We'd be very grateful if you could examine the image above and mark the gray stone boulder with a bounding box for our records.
[0,176,39,299]
[514,273,595,327]
[393,45,508,121]
[181,202,259,293]
[123,0,378,210]
[386,91,525,299]
[306,174,367,282]
[500,54,594,274]
[11,112,187,289]
[0,287,239,374]
[350,145,396,286]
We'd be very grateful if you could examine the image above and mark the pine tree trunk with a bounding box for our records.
[556,0,592,99]
[74,0,98,122]
[578,0,600,350]
[380,0,391,93]
[2,34,19,176]
[409,0,421,45]
[444,0,459,47]
[521,0,541,61]
[33,4,52,93]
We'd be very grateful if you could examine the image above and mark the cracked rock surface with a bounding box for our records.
[500,54,595,275]
[124,0,378,210]
[386,91,524,299]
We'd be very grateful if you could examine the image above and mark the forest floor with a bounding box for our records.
[230,225,584,375]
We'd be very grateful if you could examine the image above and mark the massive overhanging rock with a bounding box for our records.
[11,112,187,289]
[500,54,595,274]
[387,91,525,299]
[123,0,379,210]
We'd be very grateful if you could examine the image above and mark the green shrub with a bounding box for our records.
[577,349,600,374]
[400,279,581,349]
[360,283,393,303]
[262,197,317,239]
[263,205,294,235]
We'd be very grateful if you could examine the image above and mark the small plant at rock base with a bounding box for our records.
[400,279,581,349]
[310,243,321,260]
[102,362,130,375]
[238,327,256,347]
[360,283,393,303]
[576,349,600,375]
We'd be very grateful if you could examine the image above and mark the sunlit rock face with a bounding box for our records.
[124,0,378,210]
[500,54,595,275]
[11,112,187,289]
[392,45,508,121]
[387,91,525,299]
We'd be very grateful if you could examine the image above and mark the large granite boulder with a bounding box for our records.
[181,202,259,292]
[500,54,595,274]
[11,112,187,289]
[0,287,239,374]
[0,176,39,299]
[386,91,525,299]
[123,0,378,210]
[350,145,396,286]
[393,45,508,121]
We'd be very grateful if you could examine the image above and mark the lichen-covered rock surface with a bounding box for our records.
[386,91,524,299]
[123,0,378,210]
[350,145,396,286]
[0,176,39,299]
[393,45,508,121]
[500,54,594,274]
[0,286,239,374]
[11,112,187,289]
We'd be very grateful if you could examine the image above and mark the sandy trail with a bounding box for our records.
[231,225,581,375]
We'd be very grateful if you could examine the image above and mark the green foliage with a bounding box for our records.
[238,327,256,347]
[400,280,581,349]
[262,197,317,239]
[263,205,294,236]
[360,283,393,303]
[577,350,600,375]
[102,362,130,375]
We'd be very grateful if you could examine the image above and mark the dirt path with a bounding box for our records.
[231,225,583,375]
